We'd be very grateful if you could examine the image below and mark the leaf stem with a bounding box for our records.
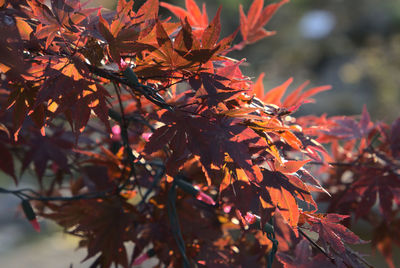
[298,228,336,264]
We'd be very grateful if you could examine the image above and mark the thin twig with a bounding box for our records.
[85,63,173,111]
[298,228,336,264]
[113,82,147,202]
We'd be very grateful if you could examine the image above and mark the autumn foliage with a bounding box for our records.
[0,0,399,267]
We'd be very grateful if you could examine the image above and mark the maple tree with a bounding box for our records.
[0,0,399,267]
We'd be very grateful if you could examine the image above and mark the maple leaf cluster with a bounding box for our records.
[0,0,399,267]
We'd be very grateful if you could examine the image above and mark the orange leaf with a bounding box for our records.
[267,185,299,228]
[201,7,221,49]
[263,77,293,105]
[16,17,33,40]
[266,142,282,166]
[247,0,264,30]
[297,85,331,103]
[239,4,248,41]
[253,72,265,99]
[161,0,208,29]
[186,0,203,25]
[160,3,190,22]
[220,107,261,119]
[280,130,302,150]
[247,28,276,44]
[136,0,159,21]
[280,187,300,228]
[282,80,310,107]
[254,0,289,31]
[155,22,174,64]
[239,0,289,45]
[275,159,311,174]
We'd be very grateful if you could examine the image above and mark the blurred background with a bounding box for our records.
[1,0,400,267]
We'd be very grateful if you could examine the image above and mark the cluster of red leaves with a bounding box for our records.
[298,107,400,268]
[0,0,399,267]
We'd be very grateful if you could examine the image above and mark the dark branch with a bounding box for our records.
[85,63,174,111]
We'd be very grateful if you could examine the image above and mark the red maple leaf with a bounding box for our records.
[161,0,209,30]
[238,0,289,47]
[252,74,331,112]
[323,105,374,140]
[304,213,365,253]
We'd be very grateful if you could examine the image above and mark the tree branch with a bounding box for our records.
[85,63,173,111]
